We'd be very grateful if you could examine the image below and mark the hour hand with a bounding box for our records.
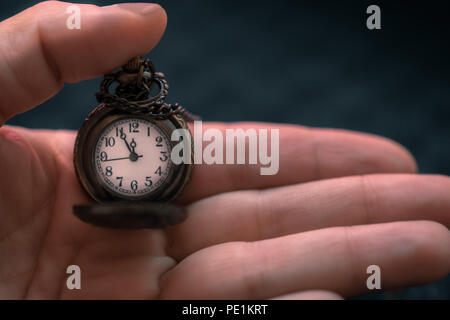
[130,138,137,153]
[129,139,140,161]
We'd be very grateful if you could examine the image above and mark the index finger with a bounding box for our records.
[0,1,167,124]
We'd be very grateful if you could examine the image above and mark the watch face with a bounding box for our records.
[93,117,173,199]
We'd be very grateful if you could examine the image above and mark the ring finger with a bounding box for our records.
[168,174,450,259]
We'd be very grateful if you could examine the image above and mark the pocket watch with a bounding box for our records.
[72,57,198,229]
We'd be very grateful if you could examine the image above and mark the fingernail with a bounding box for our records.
[103,3,162,15]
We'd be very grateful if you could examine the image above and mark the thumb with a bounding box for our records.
[0,1,167,125]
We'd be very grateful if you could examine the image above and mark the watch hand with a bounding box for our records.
[130,138,137,152]
[101,155,143,162]
[120,128,141,161]
[119,128,133,154]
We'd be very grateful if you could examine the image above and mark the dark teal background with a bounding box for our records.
[2,0,449,299]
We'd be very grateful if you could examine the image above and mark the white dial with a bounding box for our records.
[93,118,173,199]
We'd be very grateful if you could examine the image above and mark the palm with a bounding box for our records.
[0,128,166,298]
[1,2,449,300]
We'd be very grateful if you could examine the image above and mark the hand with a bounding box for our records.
[0,2,448,300]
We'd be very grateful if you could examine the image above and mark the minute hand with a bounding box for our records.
[102,155,142,162]
[119,129,133,154]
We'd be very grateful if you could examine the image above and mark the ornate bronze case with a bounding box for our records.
[73,105,194,204]
[72,57,197,229]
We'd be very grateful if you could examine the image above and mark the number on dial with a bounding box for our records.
[94,118,173,198]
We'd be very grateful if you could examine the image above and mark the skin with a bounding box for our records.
[0,1,449,300]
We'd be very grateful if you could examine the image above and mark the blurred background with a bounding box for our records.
[2,0,449,299]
